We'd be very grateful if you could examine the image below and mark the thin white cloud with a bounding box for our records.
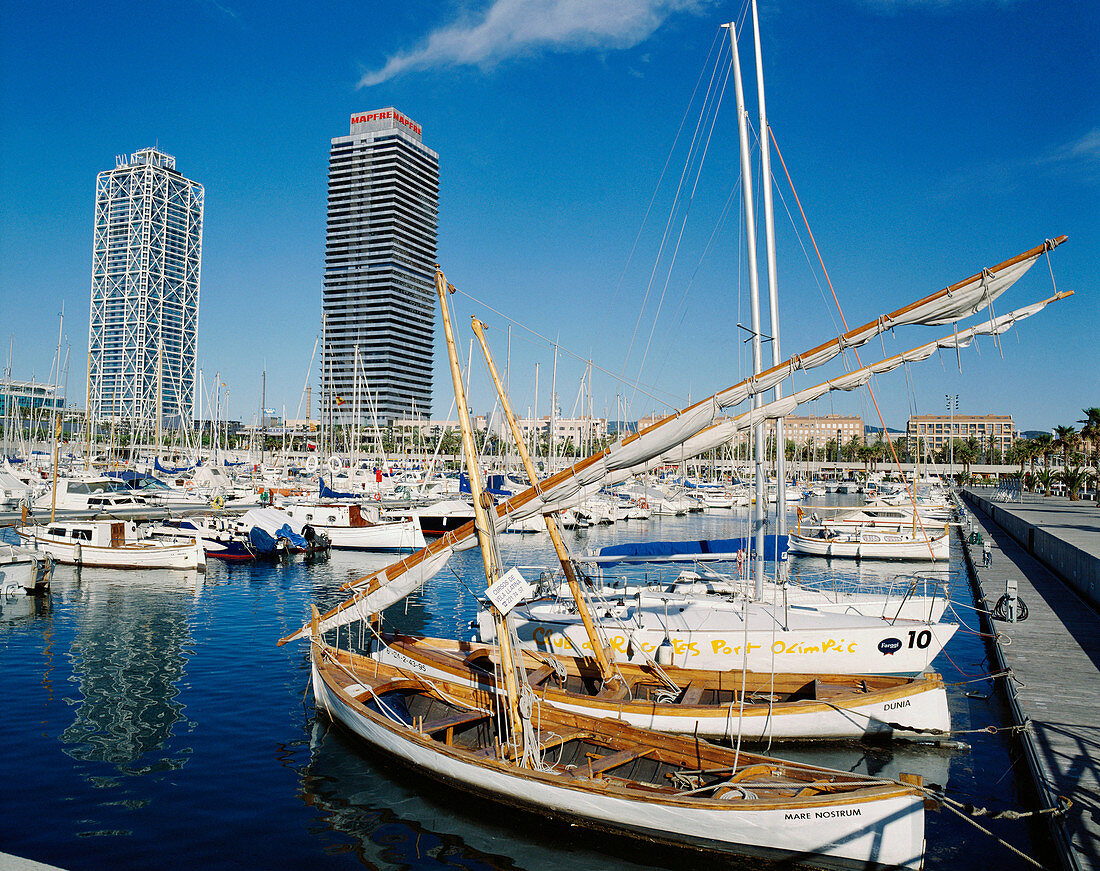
[1048,128,1100,163]
[358,0,707,87]
[1037,128,1100,183]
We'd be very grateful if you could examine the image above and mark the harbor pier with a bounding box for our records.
[959,489,1100,871]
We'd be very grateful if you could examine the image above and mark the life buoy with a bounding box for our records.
[373,492,381,502]
[212,495,225,510]
[305,456,318,473]
[638,498,648,510]
[328,455,344,473]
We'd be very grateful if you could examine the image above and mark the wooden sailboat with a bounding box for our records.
[362,310,947,741]
[306,265,930,869]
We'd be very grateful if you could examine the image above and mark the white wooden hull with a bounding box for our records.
[789,532,950,561]
[312,655,925,869]
[0,547,52,593]
[321,519,426,552]
[16,530,205,571]
[486,603,958,676]
[373,644,951,742]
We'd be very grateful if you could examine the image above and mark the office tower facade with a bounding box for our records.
[323,108,438,427]
[87,147,203,429]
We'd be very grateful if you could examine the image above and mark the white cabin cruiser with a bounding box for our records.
[16,519,205,570]
[279,502,425,552]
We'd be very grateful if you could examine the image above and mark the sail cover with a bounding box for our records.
[278,242,1069,645]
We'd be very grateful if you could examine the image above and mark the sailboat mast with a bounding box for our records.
[752,0,787,549]
[728,20,767,597]
[471,318,617,685]
[434,268,525,756]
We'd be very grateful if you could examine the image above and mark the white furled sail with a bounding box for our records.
[278,276,1070,645]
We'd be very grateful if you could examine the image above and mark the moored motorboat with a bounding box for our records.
[280,502,425,552]
[16,519,205,570]
[788,528,951,561]
[0,544,53,594]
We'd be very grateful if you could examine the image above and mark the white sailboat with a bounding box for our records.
[304,265,931,869]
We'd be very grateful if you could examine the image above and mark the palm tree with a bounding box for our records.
[1008,438,1030,474]
[1033,433,1055,471]
[1058,466,1089,501]
[1052,425,1080,468]
[1036,468,1055,497]
[1078,407,1100,503]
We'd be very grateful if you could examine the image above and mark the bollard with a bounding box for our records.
[1005,579,1018,624]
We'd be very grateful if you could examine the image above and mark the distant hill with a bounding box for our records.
[864,425,905,436]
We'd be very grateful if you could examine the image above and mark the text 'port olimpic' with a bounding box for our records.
[322,108,439,427]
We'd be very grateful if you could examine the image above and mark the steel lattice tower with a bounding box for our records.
[323,108,438,428]
[87,148,203,430]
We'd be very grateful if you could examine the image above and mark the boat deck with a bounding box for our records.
[960,490,1100,871]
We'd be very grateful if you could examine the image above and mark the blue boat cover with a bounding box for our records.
[275,523,307,549]
[597,535,789,564]
[248,526,277,554]
[155,457,197,474]
[459,472,513,497]
[319,476,359,500]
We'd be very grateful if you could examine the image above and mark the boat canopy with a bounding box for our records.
[155,457,199,474]
[593,535,788,565]
[319,477,358,500]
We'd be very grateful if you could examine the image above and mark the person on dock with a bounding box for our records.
[982,540,992,567]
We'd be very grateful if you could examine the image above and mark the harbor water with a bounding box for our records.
[0,505,1054,869]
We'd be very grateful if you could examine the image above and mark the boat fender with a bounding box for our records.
[73,541,82,566]
[656,637,674,666]
[212,495,225,510]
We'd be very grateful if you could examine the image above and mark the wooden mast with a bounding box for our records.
[434,267,526,759]
[470,317,618,686]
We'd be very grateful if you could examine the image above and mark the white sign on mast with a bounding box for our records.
[485,567,533,616]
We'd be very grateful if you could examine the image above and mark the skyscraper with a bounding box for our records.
[323,108,438,427]
[87,147,203,430]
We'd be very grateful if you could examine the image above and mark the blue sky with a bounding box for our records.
[2,0,1096,434]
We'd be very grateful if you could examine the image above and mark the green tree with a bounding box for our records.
[1077,407,1100,502]
[1053,425,1080,468]
[1058,466,1089,501]
[439,428,462,455]
[1033,433,1055,471]
[1036,468,1055,497]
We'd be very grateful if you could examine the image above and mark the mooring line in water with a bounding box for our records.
[923,786,1071,871]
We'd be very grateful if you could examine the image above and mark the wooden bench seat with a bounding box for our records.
[679,682,705,706]
[527,664,556,687]
[421,710,491,744]
[578,747,653,777]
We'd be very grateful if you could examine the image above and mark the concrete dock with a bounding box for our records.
[960,489,1100,871]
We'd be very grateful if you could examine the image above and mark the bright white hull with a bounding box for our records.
[484,602,957,676]
[312,659,924,869]
[789,533,950,561]
[373,645,951,742]
[0,547,52,594]
[16,530,205,571]
[319,519,426,552]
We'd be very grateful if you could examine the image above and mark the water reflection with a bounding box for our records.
[57,570,202,777]
[0,586,50,624]
[300,719,758,871]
